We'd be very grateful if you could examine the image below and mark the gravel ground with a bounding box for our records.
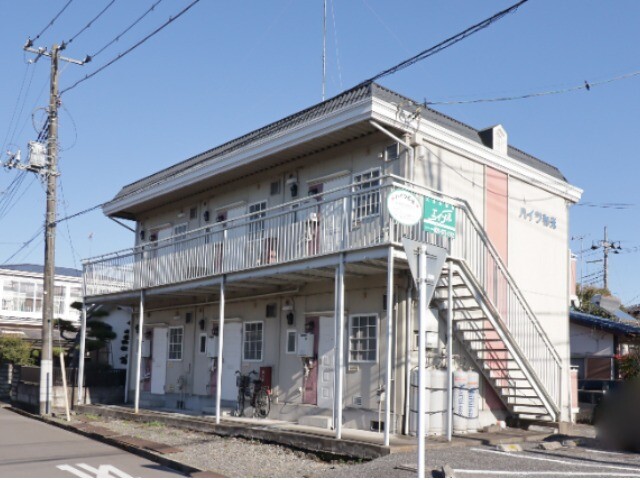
[83,418,359,478]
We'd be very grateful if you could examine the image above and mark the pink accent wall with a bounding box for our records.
[485,167,509,263]
[484,167,509,411]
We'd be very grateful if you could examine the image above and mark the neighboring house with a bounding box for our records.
[0,264,82,345]
[570,310,640,382]
[82,82,582,434]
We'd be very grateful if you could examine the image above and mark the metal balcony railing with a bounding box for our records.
[83,174,561,412]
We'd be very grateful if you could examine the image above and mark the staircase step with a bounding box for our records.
[455,327,495,332]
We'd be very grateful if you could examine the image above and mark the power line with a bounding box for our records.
[61,0,202,95]
[67,0,118,45]
[52,202,104,226]
[3,226,45,264]
[30,0,75,43]
[357,0,529,86]
[426,69,640,106]
[88,0,165,61]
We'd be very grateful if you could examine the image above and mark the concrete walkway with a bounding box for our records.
[75,404,553,460]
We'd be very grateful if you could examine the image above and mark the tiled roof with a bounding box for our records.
[109,82,566,205]
[0,264,82,278]
[570,310,640,336]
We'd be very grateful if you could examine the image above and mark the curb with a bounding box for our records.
[2,405,223,478]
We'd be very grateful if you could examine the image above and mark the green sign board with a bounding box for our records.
[423,196,456,238]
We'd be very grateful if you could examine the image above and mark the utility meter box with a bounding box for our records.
[141,339,151,358]
[206,336,218,358]
[297,333,315,357]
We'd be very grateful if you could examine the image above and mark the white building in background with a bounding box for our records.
[81,82,583,435]
[0,264,82,341]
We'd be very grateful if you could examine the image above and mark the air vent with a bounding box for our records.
[265,303,277,318]
[270,180,281,196]
[352,395,363,407]
[189,207,198,219]
[384,144,399,161]
[370,420,384,432]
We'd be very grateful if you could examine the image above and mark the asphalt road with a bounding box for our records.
[0,407,185,478]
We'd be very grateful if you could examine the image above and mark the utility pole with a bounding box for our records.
[591,226,622,292]
[19,39,85,415]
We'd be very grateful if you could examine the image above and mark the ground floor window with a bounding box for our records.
[349,314,378,363]
[243,321,264,362]
[168,326,183,360]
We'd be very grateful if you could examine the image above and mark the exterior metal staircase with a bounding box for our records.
[432,261,560,422]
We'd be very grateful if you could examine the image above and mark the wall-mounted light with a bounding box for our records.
[286,174,298,198]
[203,210,210,222]
[286,312,295,325]
[140,230,145,241]
[199,318,205,331]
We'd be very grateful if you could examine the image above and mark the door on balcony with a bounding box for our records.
[151,327,167,394]
[221,205,247,272]
[148,226,172,286]
[319,175,350,253]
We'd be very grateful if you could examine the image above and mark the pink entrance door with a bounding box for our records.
[302,317,320,405]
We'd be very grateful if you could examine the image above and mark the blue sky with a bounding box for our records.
[0,0,638,303]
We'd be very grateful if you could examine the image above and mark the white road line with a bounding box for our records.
[455,469,640,477]
[469,447,640,473]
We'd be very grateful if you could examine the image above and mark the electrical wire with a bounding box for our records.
[53,202,104,226]
[88,0,165,60]
[3,226,45,264]
[426,69,640,105]
[329,0,343,91]
[30,0,75,43]
[575,202,635,209]
[59,179,80,269]
[61,0,202,95]
[1,65,31,159]
[66,0,118,45]
[356,0,529,86]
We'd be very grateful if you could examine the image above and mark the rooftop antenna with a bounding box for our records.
[322,0,326,101]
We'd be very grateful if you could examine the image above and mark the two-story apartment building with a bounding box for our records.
[81,82,582,437]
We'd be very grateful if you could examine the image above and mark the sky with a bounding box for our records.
[0,0,638,304]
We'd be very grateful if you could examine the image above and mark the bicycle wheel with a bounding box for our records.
[254,388,270,418]
[236,388,245,417]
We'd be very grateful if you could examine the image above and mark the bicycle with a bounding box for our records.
[234,370,271,418]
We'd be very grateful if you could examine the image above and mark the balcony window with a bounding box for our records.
[353,168,381,222]
[243,321,263,362]
[349,314,378,363]
[248,201,267,239]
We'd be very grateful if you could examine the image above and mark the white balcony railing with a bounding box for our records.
[83,174,561,412]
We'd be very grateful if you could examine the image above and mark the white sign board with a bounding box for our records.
[387,189,422,226]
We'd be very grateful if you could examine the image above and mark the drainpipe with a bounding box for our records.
[216,277,225,424]
[334,254,345,439]
[369,121,415,181]
[134,290,145,414]
[446,260,454,441]
[403,281,413,435]
[384,245,394,446]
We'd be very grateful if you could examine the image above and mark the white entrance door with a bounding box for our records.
[151,327,167,394]
[221,322,242,401]
[317,316,335,410]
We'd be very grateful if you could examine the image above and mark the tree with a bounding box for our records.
[0,336,34,366]
[65,303,117,365]
[575,284,613,317]
[617,351,640,380]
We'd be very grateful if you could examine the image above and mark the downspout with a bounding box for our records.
[369,121,415,181]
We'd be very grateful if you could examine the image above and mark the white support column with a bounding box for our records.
[76,280,88,405]
[334,254,345,439]
[215,277,225,424]
[384,246,394,446]
[446,261,454,442]
[417,246,427,479]
[403,283,413,435]
[134,290,145,414]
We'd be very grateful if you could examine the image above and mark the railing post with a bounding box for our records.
[384,244,394,446]
[216,277,225,424]
[134,290,145,414]
[334,255,345,439]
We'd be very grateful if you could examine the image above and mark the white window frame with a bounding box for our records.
[285,329,297,355]
[352,168,381,223]
[168,326,184,361]
[198,333,208,355]
[348,314,379,364]
[243,320,264,362]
